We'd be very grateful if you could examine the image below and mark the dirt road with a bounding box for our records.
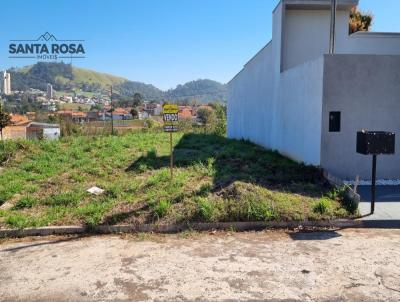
[1,229,400,301]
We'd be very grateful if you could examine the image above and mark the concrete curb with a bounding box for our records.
[324,171,361,205]
[0,220,364,238]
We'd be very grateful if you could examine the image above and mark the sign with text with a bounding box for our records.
[163,104,179,132]
[8,32,85,60]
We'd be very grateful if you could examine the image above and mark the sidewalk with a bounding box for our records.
[357,186,400,227]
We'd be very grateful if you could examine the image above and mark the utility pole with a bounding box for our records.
[329,0,337,54]
[110,85,114,135]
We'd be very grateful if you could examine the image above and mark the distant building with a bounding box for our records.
[2,71,11,95]
[178,106,194,120]
[2,114,30,140]
[110,108,132,120]
[26,123,60,140]
[46,83,54,99]
[143,103,162,116]
[139,110,150,120]
[26,112,36,121]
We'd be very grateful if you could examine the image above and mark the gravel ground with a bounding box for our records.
[0,229,400,302]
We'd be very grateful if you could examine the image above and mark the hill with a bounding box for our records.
[166,79,227,103]
[9,62,226,102]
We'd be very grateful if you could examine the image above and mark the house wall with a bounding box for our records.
[228,1,324,165]
[321,54,400,180]
[2,126,27,140]
[227,43,273,146]
[228,53,324,165]
[228,1,400,177]
[283,8,400,71]
[275,58,324,164]
[283,10,348,70]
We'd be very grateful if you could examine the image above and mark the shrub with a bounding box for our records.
[313,198,333,214]
[143,118,156,129]
[213,103,227,137]
[178,119,194,132]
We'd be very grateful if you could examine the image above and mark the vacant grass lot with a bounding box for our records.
[0,131,355,229]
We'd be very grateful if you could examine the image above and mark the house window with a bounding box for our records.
[329,112,341,132]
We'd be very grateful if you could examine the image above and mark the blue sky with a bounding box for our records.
[1,0,399,90]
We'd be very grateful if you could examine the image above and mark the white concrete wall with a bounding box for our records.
[275,58,324,164]
[228,0,400,171]
[321,54,400,179]
[43,128,60,140]
[228,53,324,165]
[282,8,400,71]
[341,32,400,55]
[227,43,273,146]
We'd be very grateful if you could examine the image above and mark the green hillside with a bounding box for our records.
[9,62,226,102]
[72,67,125,87]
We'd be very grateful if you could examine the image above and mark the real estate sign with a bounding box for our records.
[163,104,179,132]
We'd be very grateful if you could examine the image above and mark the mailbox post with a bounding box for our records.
[356,131,395,214]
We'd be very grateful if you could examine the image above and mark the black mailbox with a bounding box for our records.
[356,131,395,155]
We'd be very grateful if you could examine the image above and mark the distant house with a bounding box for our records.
[3,114,60,141]
[138,110,150,120]
[228,0,400,180]
[86,111,102,122]
[26,112,36,121]
[2,114,31,140]
[57,110,88,124]
[144,103,162,116]
[112,108,132,120]
[26,123,60,140]
[178,106,194,120]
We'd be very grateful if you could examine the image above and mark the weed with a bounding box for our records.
[197,197,215,221]
[245,198,276,221]
[196,183,212,197]
[313,198,333,214]
[5,213,30,229]
[13,197,38,210]
[0,131,354,229]
[153,200,171,219]
[45,191,83,207]
[147,169,170,186]
[75,200,112,227]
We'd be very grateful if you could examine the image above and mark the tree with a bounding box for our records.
[213,103,227,137]
[133,93,144,107]
[0,103,12,140]
[349,8,373,34]
[196,107,215,133]
[130,107,139,119]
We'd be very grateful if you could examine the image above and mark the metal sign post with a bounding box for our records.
[371,154,377,214]
[163,104,179,179]
[170,131,173,178]
[356,131,395,214]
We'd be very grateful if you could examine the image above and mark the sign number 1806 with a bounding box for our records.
[163,113,178,122]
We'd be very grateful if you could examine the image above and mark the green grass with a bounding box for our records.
[0,130,356,229]
[58,103,91,112]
